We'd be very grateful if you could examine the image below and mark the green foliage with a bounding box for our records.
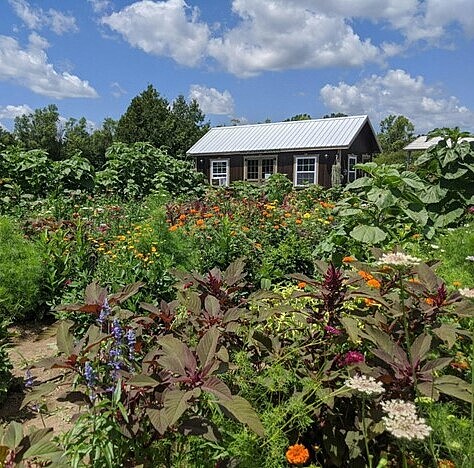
[263,173,293,203]
[96,142,205,199]
[378,114,415,153]
[0,319,13,404]
[415,138,474,227]
[0,216,45,321]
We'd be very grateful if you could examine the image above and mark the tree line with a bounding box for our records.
[0,85,209,169]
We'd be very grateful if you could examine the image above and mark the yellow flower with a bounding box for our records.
[303,213,311,219]
[151,246,157,252]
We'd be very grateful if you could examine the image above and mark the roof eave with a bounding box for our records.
[187,145,351,157]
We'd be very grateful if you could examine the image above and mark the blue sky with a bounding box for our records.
[0,0,473,134]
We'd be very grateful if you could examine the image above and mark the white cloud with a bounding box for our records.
[102,0,210,66]
[8,0,78,35]
[88,0,112,14]
[0,104,33,119]
[320,69,473,132]
[189,85,234,115]
[110,81,127,98]
[0,33,98,99]
[208,0,380,76]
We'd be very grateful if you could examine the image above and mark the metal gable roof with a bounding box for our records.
[187,115,373,155]
[404,135,474,151]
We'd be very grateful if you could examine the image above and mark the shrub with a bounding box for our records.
[0,319,13,404]
[0,216,45,321]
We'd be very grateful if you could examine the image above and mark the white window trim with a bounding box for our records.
[348,154,358,183]
[293,155,318,187]
[210,158,230,186]
[243,155,278,182]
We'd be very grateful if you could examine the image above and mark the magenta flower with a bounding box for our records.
[340,351,365,366]
[324,325,342,336]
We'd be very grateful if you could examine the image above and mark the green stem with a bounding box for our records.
[402,450,408,468]
[361,398,373,468]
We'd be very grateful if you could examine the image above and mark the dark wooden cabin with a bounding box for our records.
[187,115,381,187]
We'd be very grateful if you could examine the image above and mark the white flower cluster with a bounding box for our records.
[466,256,474,262]
[459,288,474,298]
[376,252,421,268]
[345,374,385,396]
[381,399,432,440]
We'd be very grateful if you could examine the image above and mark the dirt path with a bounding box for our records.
[0,324,76,433]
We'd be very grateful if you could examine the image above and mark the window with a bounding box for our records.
[210,159,229,186]
[294,156,318,186]
[244,157,276,182]
[348,154,358,183]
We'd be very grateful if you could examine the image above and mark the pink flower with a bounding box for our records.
[325,325,342,336]
[340,351,365,366]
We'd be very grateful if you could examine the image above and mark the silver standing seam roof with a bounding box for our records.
[187,115,379,155]
[404,135,474,151]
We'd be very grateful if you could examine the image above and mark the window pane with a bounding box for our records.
[262,158,275,178]
[212,161,227,177]
[246,159,259,180]
[296,172,315,185]
[297,158,315,171]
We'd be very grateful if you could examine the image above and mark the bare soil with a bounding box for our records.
[0,324,77,433]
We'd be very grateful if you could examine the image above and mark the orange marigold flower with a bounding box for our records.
[255,242,262,249]
[286,444,310,466]
[328,215,334,221]
[212,205,220,212]
[284,212,292,218]
[364,298,376,306]
[342,256,356,263]
[273,224,280,229]
[179,214,187,221]
[168,225,178,232]
[297,281,307,289]
[295,219,302,224]
[358,270,374,281]
[408,278,421,284]
[190,208,198,214]
[425,297,435,306]
[452,281,461,288]
[196,219,205,227]
[438,460,455,468]
[366,278,381,289]
[203,213,213,218]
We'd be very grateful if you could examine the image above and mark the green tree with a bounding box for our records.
[285,113,312,121]
[115,85,170,149]
[322,112,347,118]
[378,115,415,153]
[62,117,93,160]
[0,127,15,149]
[166,95,209,158]
[13,104,62,159]
[90,117,117,169]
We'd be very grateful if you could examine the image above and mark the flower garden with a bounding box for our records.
[0,137,473,467]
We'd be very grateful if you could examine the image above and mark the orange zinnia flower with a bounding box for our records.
[358,270,373,281]
[364,298,376,306]
[342,256,356,263]
[295,219,302,224]
[196,219,205,227]
[286,444,310,466]
[179,214,187,221]
[366,278,381,289]
[425,297,435,306]
[297,281,307,289]
[168,225,178,232]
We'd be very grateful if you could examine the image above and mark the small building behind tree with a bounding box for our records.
[187,115,380,187]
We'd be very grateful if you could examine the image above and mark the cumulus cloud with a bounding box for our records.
[208,0,379,77]
[189,85,234,115]
[320,69,473,132]
[0,33,98,99]
[102,0,210,66]
[8,0,78,34]
[99,1,474,76]
[0,104,33,119]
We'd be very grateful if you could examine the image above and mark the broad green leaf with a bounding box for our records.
[3,422,23,448]
[404,207,428,226]
[367,188,395,210]
[443,168,468,179]
[23,440,62,460]
[20,382,57,409]
[196,327,219,370]
[218,395,264,437]
[338,208,363,217]
[419,185,447,204]
[400,171,426,190]
[349,225,387,244]
[345,177,372,190]
[433,208,464,228]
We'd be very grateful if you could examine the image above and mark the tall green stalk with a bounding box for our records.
[361,397,373,468]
